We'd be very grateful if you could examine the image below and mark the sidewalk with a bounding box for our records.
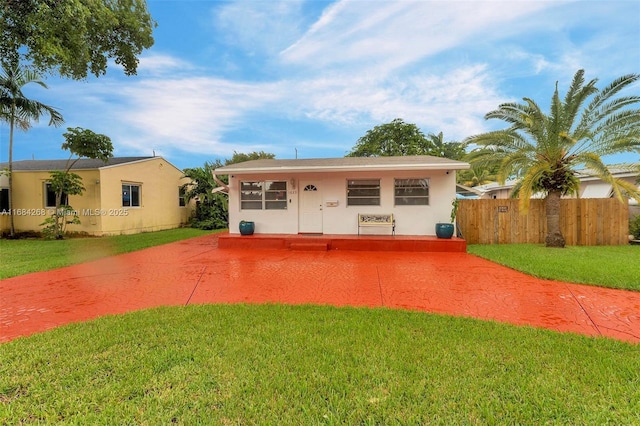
[1,233,639,343]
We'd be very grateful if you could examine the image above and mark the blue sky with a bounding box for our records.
[2,0,639,170]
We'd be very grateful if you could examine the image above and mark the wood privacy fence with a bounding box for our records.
[457,198,629,245]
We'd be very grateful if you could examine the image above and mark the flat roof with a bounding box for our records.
[214,155,469,174]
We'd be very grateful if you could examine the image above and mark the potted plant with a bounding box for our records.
[239,220,255,235]
[435,199,458,239]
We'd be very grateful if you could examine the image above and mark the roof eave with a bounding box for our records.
[215,163,470,174]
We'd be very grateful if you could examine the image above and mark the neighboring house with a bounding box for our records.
[213,155,469,236]
[0,157,193,236]
[475,164,640,205]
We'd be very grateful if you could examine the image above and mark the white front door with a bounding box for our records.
[299,181,323,233]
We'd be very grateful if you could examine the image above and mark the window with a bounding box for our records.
[347,179,380,206]
[122,183,141,207]
[179,187,186,207]
[240,181,287,210]
[0,188,9,213]
[395,178,429,206]
[44,182,68,208]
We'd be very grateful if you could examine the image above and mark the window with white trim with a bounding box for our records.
[240,181,287,210]
[179,187,186,207]
[44,182,69,208]
[395,178,429,205]
[347,179,380,206]
[122,183,141,207]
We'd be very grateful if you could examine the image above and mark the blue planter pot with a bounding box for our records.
[239,221,255,235]
[435,223,454,239]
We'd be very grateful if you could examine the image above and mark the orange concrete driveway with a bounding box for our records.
[1,233,639,343]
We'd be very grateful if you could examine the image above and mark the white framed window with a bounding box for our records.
[240,180,287,210]
[395,178,429,206]
[179,187,186,207]
[122,183,141,207]
[44,182,69,208]
[347,179,380,206]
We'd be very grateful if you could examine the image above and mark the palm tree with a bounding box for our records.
[426,131,467,160]
[0,62,64,237]
[458,165,497,187]
[466,70,640,247]
[181,161,229,230]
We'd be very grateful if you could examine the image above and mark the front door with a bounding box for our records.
[299,181,323,233]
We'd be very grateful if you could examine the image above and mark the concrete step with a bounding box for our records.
[289,242,329,251]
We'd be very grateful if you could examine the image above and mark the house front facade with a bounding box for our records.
[0,157,193,236]
[214,156,469,236]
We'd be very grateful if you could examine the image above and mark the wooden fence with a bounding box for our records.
[457,198,629,245]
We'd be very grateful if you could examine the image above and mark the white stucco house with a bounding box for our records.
[213,156,469,236]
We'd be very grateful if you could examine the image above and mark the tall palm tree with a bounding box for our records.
[0,62,64,237]
[466,70,640,247]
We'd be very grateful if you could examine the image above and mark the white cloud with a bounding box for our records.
[214,0,306,56]
[136,54,196,76]
[281,0,552,74]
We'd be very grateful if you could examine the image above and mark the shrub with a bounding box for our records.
[630,215,640,240]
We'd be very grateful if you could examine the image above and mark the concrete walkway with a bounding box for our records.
[1,233,639,343]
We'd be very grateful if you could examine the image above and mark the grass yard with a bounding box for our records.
[0,228,214,279]
[1,304,638,424]
[468,244,640,291]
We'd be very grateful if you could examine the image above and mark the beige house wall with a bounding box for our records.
[96,158,191,235]
[1,157,192,236]
[1,169,101,234]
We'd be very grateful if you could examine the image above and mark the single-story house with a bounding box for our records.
[0,156,193,236]
[213,155,469,236]
[475,164,640,204]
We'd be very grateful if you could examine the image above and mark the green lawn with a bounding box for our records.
[0,228,214,279]
[1,304,639,424]
[468,244,640,291]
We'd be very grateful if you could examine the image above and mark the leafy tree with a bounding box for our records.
[182,152,277,230]
[0,62,64,237]
[347,119,466,159]
[347,118,435,157]
[226,151,275,165]
[466,70,640,247]
[41,128,113,239]
[1,0,155,79]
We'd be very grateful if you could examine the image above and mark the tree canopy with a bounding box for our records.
[347,118,466,159]
[1,0,156,79]
[466,70,640,247]
[347,118,431,157]
[225,151,275,165]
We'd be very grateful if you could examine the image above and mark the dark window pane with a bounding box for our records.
[0,189,9,212]
[266,181,287,191]
[265,200,287,210]
[131,185,140,207]
[241,201,262,210]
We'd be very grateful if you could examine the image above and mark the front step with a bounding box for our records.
[289,242,329,251]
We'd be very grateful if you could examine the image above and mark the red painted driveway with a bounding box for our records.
[1,233,639,343]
